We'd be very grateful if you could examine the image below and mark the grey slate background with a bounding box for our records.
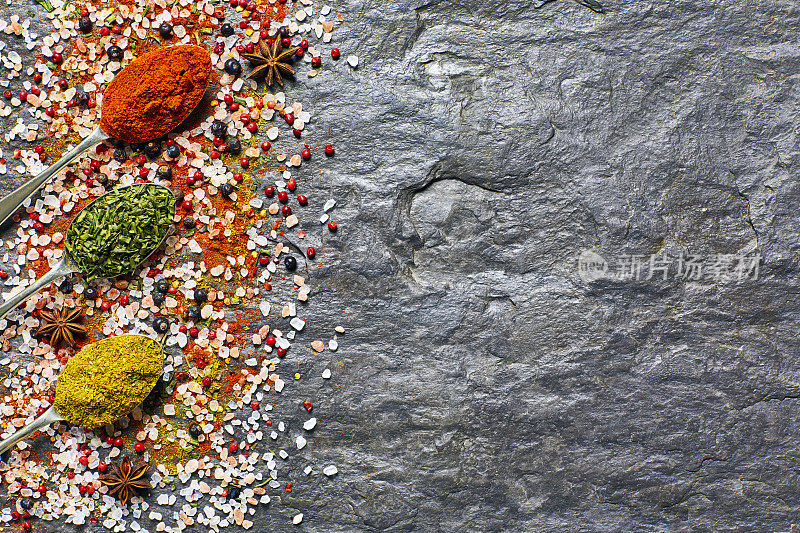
[3,0,800,531]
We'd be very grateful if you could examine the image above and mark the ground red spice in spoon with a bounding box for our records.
[100,45,212,143]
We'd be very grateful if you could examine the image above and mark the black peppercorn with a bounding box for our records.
[211,120,227,138]
[226,138,241,153]
[144,141,161,159]
[131,142,145,153]
[220,22,234,37]
[113,148,127,163]
[172,189,184,203]
[85,286,98,300]
[155,279,169,293]
[189,423,203,438]
[78,17,92,33]
[75,91,88,105]
[194,288,208,303]
[284,256,297,271]
[166,144,180,158]
[279,26,290,38]
[158,22,173,38]
[156,165,172,180]
[59,280,73,293]
[153,316,169,334]
[152,292,165,306]
[228,486,241,499]
[224,58,242,77]
[219,183,234,197]
[183,217,196,229]
[186,305,201,319]
[107,45,123,61]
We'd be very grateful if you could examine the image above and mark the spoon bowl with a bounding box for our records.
[0,183,176,322]
[0,334,164,455]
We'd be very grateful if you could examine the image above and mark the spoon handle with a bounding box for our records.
[0,258,74,322]
[0,406,63,455]
[0,126,108,228]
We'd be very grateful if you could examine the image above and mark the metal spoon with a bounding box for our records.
[0,334,163,454]
[0,60,209,229]
[0,183,175,322]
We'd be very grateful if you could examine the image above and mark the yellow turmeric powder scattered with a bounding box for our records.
[55,335,163,428]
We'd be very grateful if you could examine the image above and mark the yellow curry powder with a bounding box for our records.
[55,335,163,428]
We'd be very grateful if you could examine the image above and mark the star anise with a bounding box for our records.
[242,37,298,86]
[100,456,151,505]
[36,306,86,347]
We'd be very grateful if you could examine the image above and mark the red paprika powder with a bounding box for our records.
[100,45,212,143]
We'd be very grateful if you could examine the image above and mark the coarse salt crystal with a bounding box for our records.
[323,465,338,476]
[303,418,316,430]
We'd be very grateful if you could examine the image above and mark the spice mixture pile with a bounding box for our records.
[0,0,354,529]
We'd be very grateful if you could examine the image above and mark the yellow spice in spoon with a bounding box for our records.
[55,335,163,428]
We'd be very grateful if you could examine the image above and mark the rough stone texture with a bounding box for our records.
[2,0,800,531]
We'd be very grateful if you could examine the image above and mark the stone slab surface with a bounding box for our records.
[1,0,799,531]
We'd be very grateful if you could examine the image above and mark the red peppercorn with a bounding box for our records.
[58,78,68,90]
[0,270,7,278]
[229,102,240,112]
[233,172,243,182]
[87,97,96,108]
[120,294,129,306]
[265,185,275,197]
[224,94,234,106]
[300,39,309,50]
[284,112,294,124]
[214,42,224,55]
[301,149,311,160]
[328,220,338,232]
[168,286,178,294]
[100,300,111,311]
[295,48,304,58]
[293,128,302,138]
[311,56,322,68]
[66,98,77,108]
[114,437,123,447]
[22,521,31,532]
[98,462,107,472]
[277,190,288,203]
[247,209,255,218]
[260,29,269,40]
[324,143,335,156]
[297,194,308,206]
[111,25,122,34]
[240,113,251,124]
[210,150,220,159]
[229,442,238,453]
[331,48,341,59]
[281,37,292,48]
[86,484,95,495]
[236,44,246,54]
[251,401,259,410]
[100,26,110,36]
[261,19,271,29]
[38,484,46,493]
[287,178,297,191]
[189,327,199,338]
[303,400,313,411]
[33,221,44,232]
[240,157,249,168]
[265,336,276,346]
[33,72,42,83]
[52,52,63,63]
[182,199,193,211]
[178,324,187,333]
[30,86,40,96]
[138,167,149,178]
[208,331,216,340]
[276,347,287,357]
[247,122,258,133]
[239,20,248,29]
[45,106,55,117]
[11,511,19,520]
[18,90,27,100]
[202,376,211,387]
[281,205,292,217]
[2,89,11,99]
[135,154,147,165]
[261,141,271,151]
[185,150,196,159]
[285,483,293,492]
[176,370,189,382]
[259,255,269,266]
[134,441,144,453]
[79,456,88,466]
[246,42,255,53]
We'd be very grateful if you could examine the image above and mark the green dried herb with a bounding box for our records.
[66,184,175,281]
